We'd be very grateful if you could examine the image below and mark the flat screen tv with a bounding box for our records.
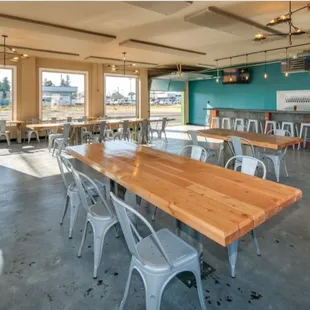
[222,68,250,84]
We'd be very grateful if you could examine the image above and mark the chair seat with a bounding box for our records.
[89,201,115,218]
[136,228,198,272]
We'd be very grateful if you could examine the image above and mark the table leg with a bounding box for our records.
[110,180,142,207]
[175,220,215,287]
[227,240,239,278]
[16,123,22,144]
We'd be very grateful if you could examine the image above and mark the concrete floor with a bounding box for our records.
[0,126,309,310]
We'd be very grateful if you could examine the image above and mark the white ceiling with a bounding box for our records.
[0,1,309,68]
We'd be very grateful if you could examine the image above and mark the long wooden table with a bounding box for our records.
[66,141,302,277]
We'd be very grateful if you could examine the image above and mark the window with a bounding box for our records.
[0,67,13,121]
[105,75,137,118]
[40,69,87,120]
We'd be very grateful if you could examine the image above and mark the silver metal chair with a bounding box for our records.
[227,136,256,171]
[187,130,222,164]
[56,152,81,239]
[24,118,40,143]
[179,145,209,162]
[138,119,149,145]
[0,120,11,146]
[113,120,130,141]
[110,192,206,310]
[52,123,71,156]
[72,168,117,279]
[258,129,290,182]
[225,155,266,278]
[151,117,168,142]
[91,121,107,143]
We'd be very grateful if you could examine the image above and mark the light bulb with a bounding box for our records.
[264,73,268,79]
[285,72,288,77]
[229,77,232,82]
[245,76,249,80]
[216,77,219,83]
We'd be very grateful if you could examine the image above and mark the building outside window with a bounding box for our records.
[105,75,137,118]
[40,70,86,120]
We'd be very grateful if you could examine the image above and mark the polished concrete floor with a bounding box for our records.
[0,126,309,310]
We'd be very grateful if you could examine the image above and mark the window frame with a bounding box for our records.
[39,68,88,120]
[104,73,138,118]
[0,65,17,121]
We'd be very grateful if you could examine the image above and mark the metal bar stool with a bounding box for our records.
[211,116,220,128]
[282,121,297,150]
[298,123,310,150]
[233,118,245,130]
[264,120,278,134]
[221,117,232,129]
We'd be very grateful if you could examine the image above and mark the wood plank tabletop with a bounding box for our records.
[66,141,302,247]
[197,128,303,150]
[26,117,174,131]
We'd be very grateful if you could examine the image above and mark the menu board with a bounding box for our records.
[277,90,310,111]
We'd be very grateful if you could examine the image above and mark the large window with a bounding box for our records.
[150,91,182,126]
[105,75,137,118]
[40,69,87,120]
[0,67,13,120]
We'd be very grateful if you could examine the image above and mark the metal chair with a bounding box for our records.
[24,118,40,143]
[151,117,168,142]
[52,123,71,156]
[113,120,130,141]
[91,121,107,143]
[225,155,266,277]
[258,129,290,182]
[48,123,62,152]
[187,130,222,164]
[72,168,118,279]
[138,119,149,145]
[0,120,11,146]
[110,192,206,310]
[227,136,256,171]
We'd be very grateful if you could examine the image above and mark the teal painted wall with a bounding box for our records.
[189,62,310,125]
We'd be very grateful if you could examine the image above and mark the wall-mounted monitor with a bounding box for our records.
[222,68,250,84]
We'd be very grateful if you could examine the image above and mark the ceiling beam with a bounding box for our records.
[0,13,116,44]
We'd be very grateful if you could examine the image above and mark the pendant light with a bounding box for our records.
[216,60,219,83]
[285,47,289,77]
[229,58,232,82]
[264,51,268,79]
[245,54,249,81]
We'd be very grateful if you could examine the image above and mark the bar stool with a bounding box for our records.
[264,120,278,134]
[211,116,220,128]
[247,119,259,133]
[298,123,310,150]
[221,117,232,129]
[282,121,297,150]
[233,118,245,130]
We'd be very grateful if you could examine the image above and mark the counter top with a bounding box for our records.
[203,108,310,114]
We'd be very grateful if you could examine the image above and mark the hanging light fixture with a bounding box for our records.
[245,54,249,81]
[285,47,289,77]
[264,51,268,79]
[122,52,126,76]
[0,35,28,66]
[253,1,309,45]
[229,57,232,82]
[216,60,219,83]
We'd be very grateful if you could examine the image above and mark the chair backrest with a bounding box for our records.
[187,130,199,145]
[267,129,291,137]
[161,117,168,131]
[180,145,208,162]
[225,155,266,179]
[66,117,72,122]
[138,119,148,144]
[0,120,6,133]
[99,121,106,142]
[72,168,114,215]
[227,136,255,157]
[110,192,174,268]
[62,123,71,140]
[56,152,74,189]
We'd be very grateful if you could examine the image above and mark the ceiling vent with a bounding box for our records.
[281,57,310,73]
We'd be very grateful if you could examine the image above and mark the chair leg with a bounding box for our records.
[78,220,89,258]
[52,141,58,156]
[152,207,158,221]
[68,192,80,239]
[5,133,10,146]
[283,159,289,177]
[36,131,40,143]
[144,274,166,310]
[93,222,109,279]
[28,132,31,144]
[272,159,280,183]
[120,260,135,310]
[192,268,207,310]
[227,240,239,278]
[163,130,168,143]
[251,230,261,256]
[60,194,69,225]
